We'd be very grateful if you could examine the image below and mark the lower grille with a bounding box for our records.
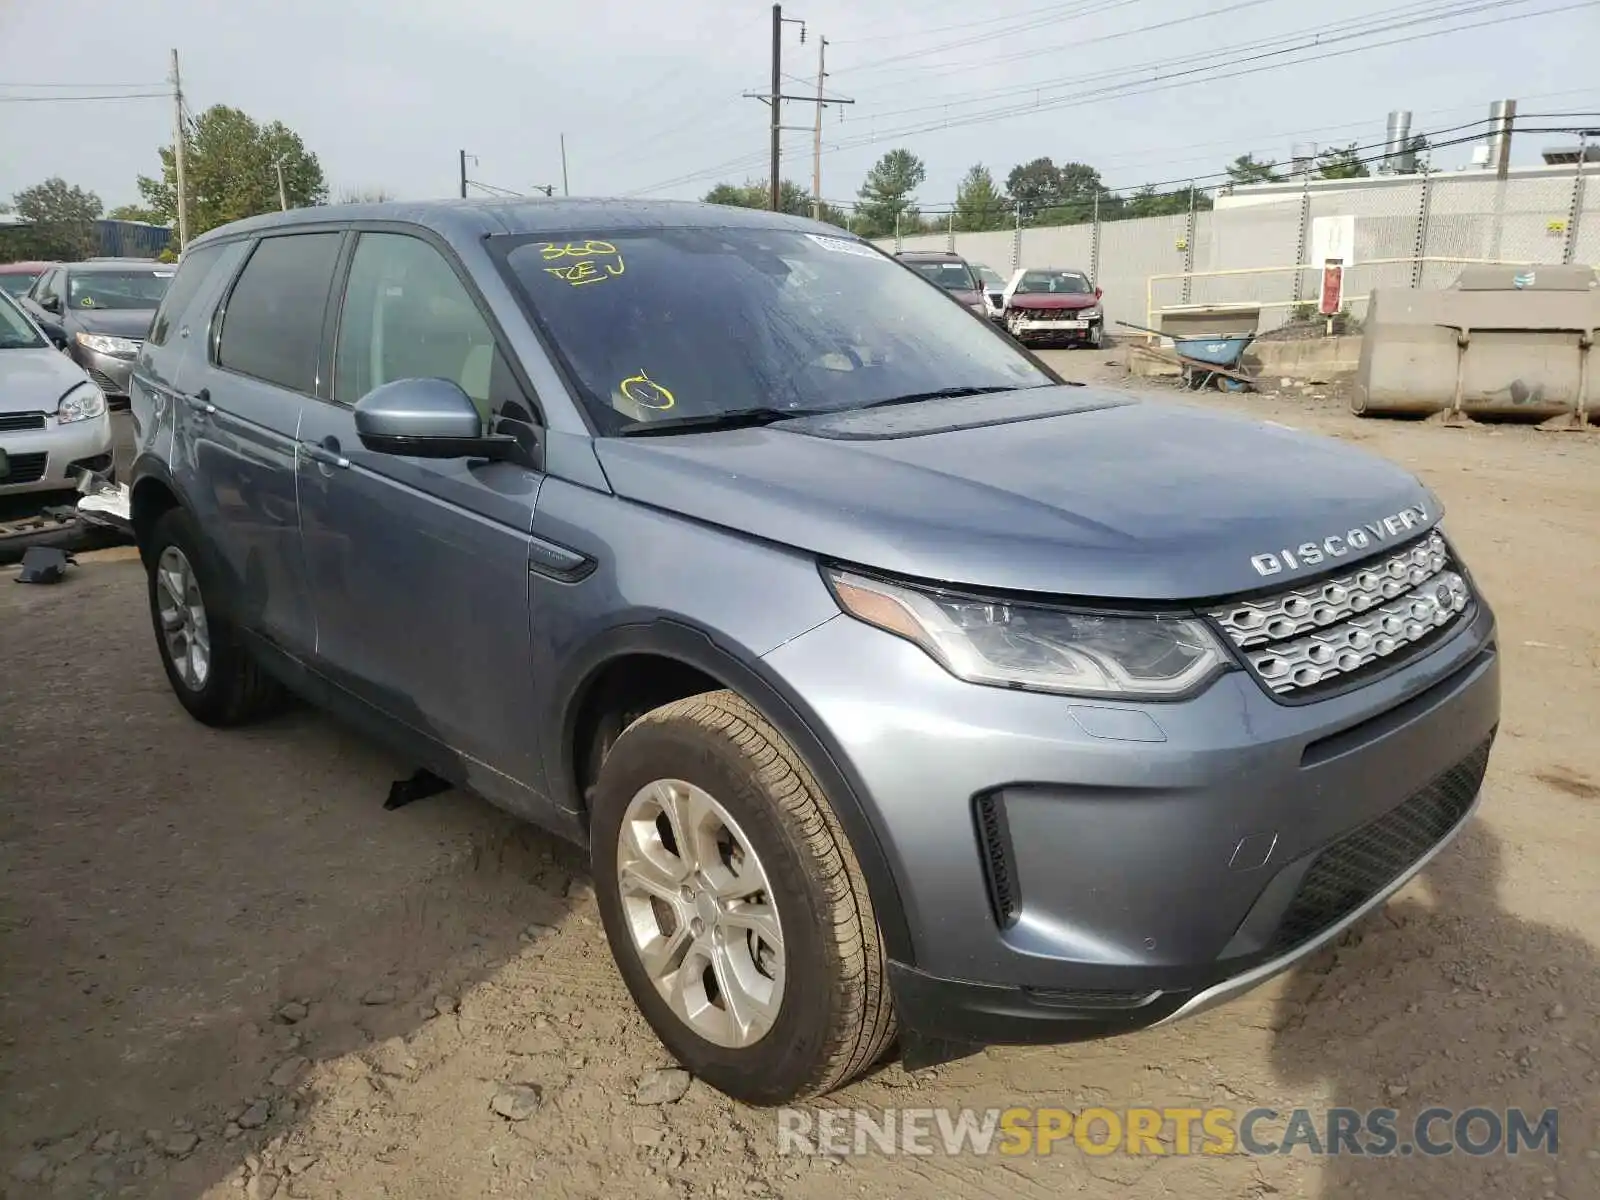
[0,451,49,484]
[1266,737,1491,956]
[0,412,47,432]
[974,794,1020,927]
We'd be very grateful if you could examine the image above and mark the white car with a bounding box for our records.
[0,290,113,496]
[970,263,1007,322]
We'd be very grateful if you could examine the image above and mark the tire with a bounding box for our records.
[145,506,286,727]
[1088,324,1104,350]
[591,690,897,1105]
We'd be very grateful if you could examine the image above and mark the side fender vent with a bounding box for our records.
[973,793,1020,928]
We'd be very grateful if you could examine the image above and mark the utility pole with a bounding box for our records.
[274,159,288,211]
[170,48,189,252]
[811,37,827,220]
[560,134,570,196]
[459,149,469,199]
[769,5,783,211]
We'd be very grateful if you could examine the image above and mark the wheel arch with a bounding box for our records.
[551,618,917,967]
[129,455,186,566]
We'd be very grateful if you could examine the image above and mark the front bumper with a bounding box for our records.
[0,412,115,496]
[762,594,1499,1046]
[1008,313,1102,342]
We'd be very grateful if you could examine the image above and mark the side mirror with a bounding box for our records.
[353,378,519,461]
[1094,287,1103,300]
[39,296,61,314]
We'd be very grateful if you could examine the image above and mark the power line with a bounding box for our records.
[631,0,1591,197]
[0,80,165,88]
[830,0,1134,45]
[0,91,168,103]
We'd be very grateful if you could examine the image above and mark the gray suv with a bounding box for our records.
[128,201,1499,1105]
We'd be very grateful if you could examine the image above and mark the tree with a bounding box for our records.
[11,177,103,259]
[1120,183,1213,220]
[953,164,1007,232]
[1005,157,1064,220]
[854,149,925,238]
[106,203,165,224]
[137,104,327,239]
[701,179,848,227]
[1315,143,1371,180]
[336,187,397,204]
[1225,153,1281,186]
[1037,162,1112,225]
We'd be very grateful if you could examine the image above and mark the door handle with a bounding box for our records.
[179,387,215,416]
[301,437,350,470]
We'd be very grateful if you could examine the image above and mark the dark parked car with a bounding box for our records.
[128,200,1497,1106]
[894,250,988,318]
[0,261,54,301]
[21,259,175,406]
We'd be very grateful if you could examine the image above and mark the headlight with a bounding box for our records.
[825,569,1230,698]
[75,332,140,357]
[58,383,107,424]
[1082,306,1102,319]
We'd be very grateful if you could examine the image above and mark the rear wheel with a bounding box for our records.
[145,507,286,726]
[591,690,897,1105]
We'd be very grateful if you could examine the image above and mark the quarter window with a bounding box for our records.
[148,242,227,347]
[217,232,341,393]
[333,232,505,419]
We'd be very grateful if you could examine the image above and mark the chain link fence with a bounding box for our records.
[882,167,1597,335]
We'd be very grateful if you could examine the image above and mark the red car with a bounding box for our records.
[1002,267,1104,349]
[0,261,55,302]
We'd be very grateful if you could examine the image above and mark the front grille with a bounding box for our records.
[974,794,1020,927]
[1210,531,1470,698]
[0,412,47,432]
[1265,737,1491,956]
[1,451,48,484]
[86,367,125,395]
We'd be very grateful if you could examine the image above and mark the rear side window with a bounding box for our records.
[147,242,227,347]
[217,232,341,393]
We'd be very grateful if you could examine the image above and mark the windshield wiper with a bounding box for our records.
[855,385,1022,410]
[618,406,825,437]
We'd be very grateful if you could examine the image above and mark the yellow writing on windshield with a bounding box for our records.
[538,239,625,287]
[620,369,674,411]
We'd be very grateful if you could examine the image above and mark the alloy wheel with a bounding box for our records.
[155,545,211,691]
[616,778,785,1048]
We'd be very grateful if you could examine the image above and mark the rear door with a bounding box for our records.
[296,227,548,811]
[175,230,343,658]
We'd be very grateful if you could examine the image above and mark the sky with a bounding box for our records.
[2,0,1596,215]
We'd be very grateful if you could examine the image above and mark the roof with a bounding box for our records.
[895,249,967,260]
[60,259,172,274]
[189,197,845,250]
[0,261,53,274]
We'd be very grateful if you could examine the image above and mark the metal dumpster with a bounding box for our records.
[1353,264,1598,423]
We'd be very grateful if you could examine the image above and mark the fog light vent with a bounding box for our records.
[973,793,1020,928]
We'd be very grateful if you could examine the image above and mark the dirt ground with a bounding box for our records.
[3,356,1598,1200]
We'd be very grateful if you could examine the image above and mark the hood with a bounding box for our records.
[69,308,156,337]
[1009,293,1098,311]
[593,387,1437,602]
[0,346,93,414]
[940,286,984,308]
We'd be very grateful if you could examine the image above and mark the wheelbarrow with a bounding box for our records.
[1116,320,1259,392]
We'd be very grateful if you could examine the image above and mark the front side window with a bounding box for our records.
[1014,270,1092,296]
[907,260,977,292]
[333,232,506,420]
[0,292,45,350]
[217,232,341,393]
[67,269,174,310]
[0,274,37,299]
[497,228,1050,432]
[32,270,62,308]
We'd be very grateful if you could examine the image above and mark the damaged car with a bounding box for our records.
[0,290,113,497]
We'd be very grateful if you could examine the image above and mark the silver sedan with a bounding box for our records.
[0,291,113,495]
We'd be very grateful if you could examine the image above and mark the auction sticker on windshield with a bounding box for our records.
[805,234,884,260]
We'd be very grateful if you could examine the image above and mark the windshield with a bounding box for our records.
[906,259,976,292]
[0,293,46,350]
[0,273,38,299]
[973,265,1004,290]
[67,269,173,310]
[1015,269,1093,296]
[497,228,1052,432]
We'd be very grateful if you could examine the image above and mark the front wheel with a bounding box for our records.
[1088,323,1104,350]
[591,690,897,1105]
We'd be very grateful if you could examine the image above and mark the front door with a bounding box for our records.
[296,229,547,812]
